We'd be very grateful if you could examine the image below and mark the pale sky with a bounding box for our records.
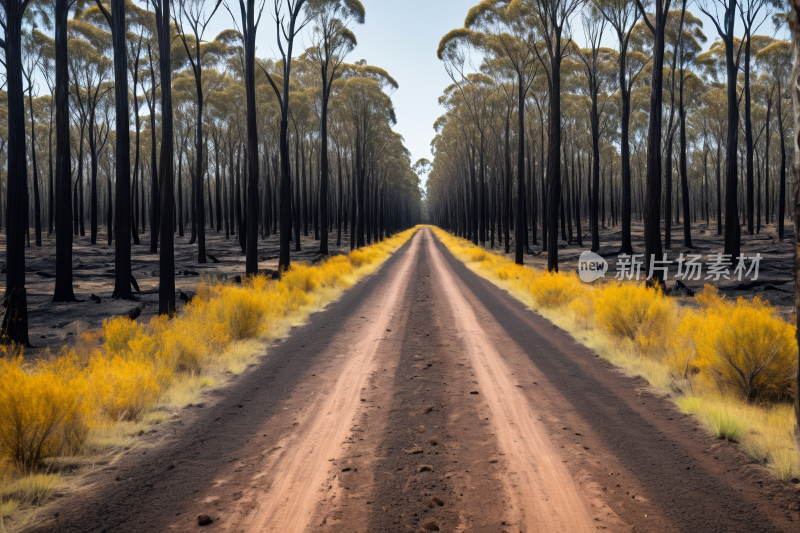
[201,1,789,189]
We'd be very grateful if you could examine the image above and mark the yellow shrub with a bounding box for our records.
[528,271,584,308]
[593,283,675,357]
[682,293,797,402]
[349,249,377,267]
[281,264,321,293]
[88,355,169,422]
[468,248,489,262]
[0,357,87,470]
[695,283,725,309]
[568,291,596,330]
[103,316,142,355]
[494,263,535,283]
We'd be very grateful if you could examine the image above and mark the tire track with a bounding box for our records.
[424,228,597,533]
[233,231,423,532]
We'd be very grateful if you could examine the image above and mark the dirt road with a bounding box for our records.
[32,228,799,533]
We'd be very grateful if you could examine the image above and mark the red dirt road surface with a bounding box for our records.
[31,228,800,533]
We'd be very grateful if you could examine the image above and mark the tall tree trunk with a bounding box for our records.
[104,0,133,300]
[243,4,259,274]
[639,0,670,285]
[156,0,174,316]
[545,64,562,271]
[48,105,54,236]
[679,67,692,247]
[53,0,78,303]
[148,76,159,253]
[744,29,755,235]
[789,0,800,464]
[779,78,787,240]
[89,114,98,244]
[28,85,42,247]
[590,78,601,252]
[2,0,30,345]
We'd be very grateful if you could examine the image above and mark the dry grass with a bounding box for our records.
[0,227,419,528]
[431,226,800,482]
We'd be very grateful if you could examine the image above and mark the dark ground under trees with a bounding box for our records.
[0,228,353,359]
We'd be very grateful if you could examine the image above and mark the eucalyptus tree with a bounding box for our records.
[0,0,39,344]
[576,6,615,252]
[125,2,155,245]
[633,0,672,283]
[306,0,364,256]
[756,39,790,239]
[140,7,161,252]
[258,0,308,271]
[596,0,641,254]
[527,0,584,270]
[660,4,687,250]
[22,27,44,246]
[92,0,133,299]
[673,7,705,248]
[150,0,175,316]
[52,0,80,302]
[697,0,743,263]
[36,31,56,237]
[174,0,224,264]
[787,0,800,463]
[739,0,778,235]
[68,18,111,243]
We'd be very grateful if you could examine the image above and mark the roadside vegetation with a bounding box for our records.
[0,227,418,530]
[432,226,800,483]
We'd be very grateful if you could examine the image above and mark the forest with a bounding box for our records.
[0,0,422,347]
[428,0,793,273]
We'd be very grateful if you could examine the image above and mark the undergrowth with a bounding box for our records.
[0,227,418,528]
[431,226,800,482]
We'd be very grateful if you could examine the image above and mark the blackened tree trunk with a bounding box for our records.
[154,0,174,315]
[95,0,132,299]
[717,140,722,235]
[1,0,32,345]
[53,0,78,303]
[28,84,42,247]
[319,80,331,255]
[744,23,754,235]
[679,62,692,247]
[504,113,511,254]
[48,104,54,236]
[779,77,787,240]
[337,148,342,246]
[88,110,98,244]
[241,0,259,274]
[260,0,307,270]
[107,162,113,245]
[516,78,527,265]
[590,77,601,252]
[635,0,671,284]
[178,148,185,236]
[698,0,739,261]
[147,47,160,254]
[545,67,562,271]
[215,142,222,233]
